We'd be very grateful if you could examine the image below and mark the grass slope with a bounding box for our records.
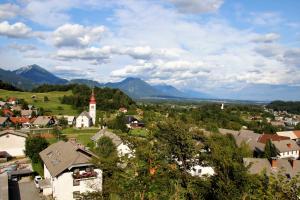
[0,89,78,115]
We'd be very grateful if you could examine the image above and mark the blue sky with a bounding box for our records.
[0,0,299,97]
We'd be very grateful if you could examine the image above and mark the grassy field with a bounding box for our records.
[0,89,78,115]
[129,128,149,137]
[61,127,100,146]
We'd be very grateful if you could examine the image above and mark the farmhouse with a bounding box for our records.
[91,128,133,157]
[39,141,102,200]
[0,130,28,157]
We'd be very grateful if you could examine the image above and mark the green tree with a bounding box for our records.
[25,136,49,163]
[263,140,279,159]
[44,96,49,102]
[58,117,68,127]
[108,113,128,132]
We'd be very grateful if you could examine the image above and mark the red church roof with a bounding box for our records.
[90,90,96,104]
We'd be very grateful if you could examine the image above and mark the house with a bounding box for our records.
[0,117,9,127]
[11,105,22,112]
[75,90,96,128]
[39,141,102,200]
[125,116,145,129]
[0,101,7,108]
[257,134,290,144]
[76,111,92,128]
[21,110,33,118]
[277,131,300,141]
[65,116,76,126]
[2,109,13,117]
[7,97,16,105]
[0,130,28,157]
[9,117,31,128]
[272,140,300,159]
[33,116,55,127]
[91,129,133,157]
[243,158,300,178]
[118,107,128,113]
[188,164,215,177]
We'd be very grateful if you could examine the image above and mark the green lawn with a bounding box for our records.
[129,128,149,137]
[61,127,99,146]
[0,89,77,115]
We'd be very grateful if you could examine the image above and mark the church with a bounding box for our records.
[75,90,96,128]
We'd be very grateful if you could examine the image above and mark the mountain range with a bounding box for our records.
[0,64,300,101]
[0,64,211,99]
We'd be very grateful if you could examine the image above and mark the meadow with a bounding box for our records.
[0,89,78,115]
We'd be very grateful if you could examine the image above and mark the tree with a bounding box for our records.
[25,136,49,163]
[58,117,68,127]
[263,140,279,159]
[108,113,128,133]
[44,96,49,102]
[96,136,117,158]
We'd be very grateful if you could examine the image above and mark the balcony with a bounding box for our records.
[73,171,98,180]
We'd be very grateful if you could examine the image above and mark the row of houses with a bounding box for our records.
[219,128,300,179]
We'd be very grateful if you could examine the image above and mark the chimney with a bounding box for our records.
[287,143,291,148]
[271,158,277,168]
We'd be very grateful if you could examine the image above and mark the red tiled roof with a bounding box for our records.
[10,117,30,124]
[293,131,300,138]
[257,134,290,144]
[7,97,16,102]
[2,109,13,116]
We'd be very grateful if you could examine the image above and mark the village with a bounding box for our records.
[1,90,300,200]
[0,91,145,200]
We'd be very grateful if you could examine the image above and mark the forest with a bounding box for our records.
[267,100,300,114]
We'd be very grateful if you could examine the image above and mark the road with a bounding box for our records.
[9,180,41,200]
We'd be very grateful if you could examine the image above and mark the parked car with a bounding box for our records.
[34,176,42,188]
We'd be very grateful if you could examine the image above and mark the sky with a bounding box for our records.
[0,0,299,96]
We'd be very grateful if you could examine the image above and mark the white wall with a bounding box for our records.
[89,103,96,125]
[188,165,215,177]
[117,143,133,158]
[0,134,26,157]
[279,150,299,159]
[52,168,102,200]
[76,116,91,128]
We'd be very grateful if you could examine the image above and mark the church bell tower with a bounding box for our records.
[89,89,96,125]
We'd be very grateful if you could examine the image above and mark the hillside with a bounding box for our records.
[0,68,35,90]
[105,77,165,99]
[0,89,77,115]
[14,64,68,85]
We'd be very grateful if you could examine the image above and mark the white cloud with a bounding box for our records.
[8,43,37,52]
[251,33,280,43]
[53,24,106,48]
[168,0,224,13]
[0,3,20,20]
[0,21,32,38]
[248,12,283,26]
[55,46,112,63]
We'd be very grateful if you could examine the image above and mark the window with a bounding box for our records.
[73,179,80,186]
[73,191,81,199]
[197,169,202,174]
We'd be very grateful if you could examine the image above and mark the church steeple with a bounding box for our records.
[89,88,96,125]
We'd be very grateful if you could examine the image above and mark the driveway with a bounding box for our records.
[9,180,42,200]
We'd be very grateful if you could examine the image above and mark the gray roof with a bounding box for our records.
[0,117,8,124]
[39,141,94,177]
[219,128,263,152]
[273,140,300,152]
[21,110,32,116]
[244,158,300,177]
[33,116,52,126]
[78,111,92,119]
[0,173,8,200]
[0,130,28,138]
[91,129,122,147]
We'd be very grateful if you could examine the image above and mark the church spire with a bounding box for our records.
[90,88,96,104]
